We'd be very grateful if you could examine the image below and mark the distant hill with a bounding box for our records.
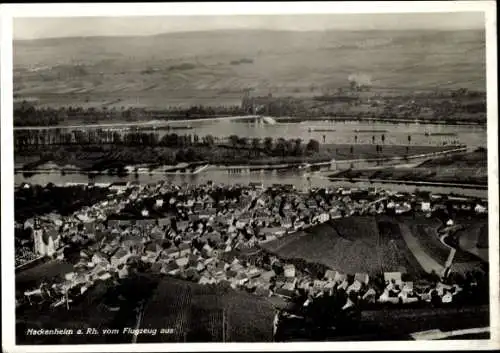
[13,29,486,108]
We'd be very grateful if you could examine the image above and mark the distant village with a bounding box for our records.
[16,180,488,316]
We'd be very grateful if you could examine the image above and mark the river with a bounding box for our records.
[15,168,488,199]
[16,118,487,148]
[174,119,486,148]
[14,119,488,197]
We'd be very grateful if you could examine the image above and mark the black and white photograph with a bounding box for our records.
[1,2,498,351]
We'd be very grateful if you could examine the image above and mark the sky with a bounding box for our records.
[14,12,485,40]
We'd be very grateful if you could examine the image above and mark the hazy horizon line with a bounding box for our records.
[14,26,484,42]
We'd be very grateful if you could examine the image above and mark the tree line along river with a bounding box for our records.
[14,117,487,148]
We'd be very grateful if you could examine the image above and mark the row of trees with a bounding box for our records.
[14,103,64,126]
[353,133,411,145]
[14,101,248,127]
[14,85,486,127]
[227,135,320,157]
[15,184,110,222]
[14,128,322,156]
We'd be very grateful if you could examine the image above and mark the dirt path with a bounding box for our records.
[398,223,444,275]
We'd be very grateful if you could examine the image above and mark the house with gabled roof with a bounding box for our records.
[247,267,263,279]
[110,248,131,268]
[175,256,190,268]
[178,242,192,257]
[161,260,179,275]
[275,286,295,299]
[284,264,296,278]
[91,252,109,267]
[355,272,370,285]
[384,272,402,286]
[324,269,337,281]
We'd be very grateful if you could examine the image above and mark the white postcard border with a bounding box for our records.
[1,1,498,352]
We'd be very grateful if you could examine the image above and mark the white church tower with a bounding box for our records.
[33,218,43,255]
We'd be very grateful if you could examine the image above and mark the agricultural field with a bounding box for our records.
[262,216,424,277]
[456,221,489,263]
[417,149,487,169]
[332,149,488,185]
[138,277,275,343]
[14,143,458,173]
[14,29,485,125]
[377,220,425,275]
[403,216,485,275]
[321,144,458,161]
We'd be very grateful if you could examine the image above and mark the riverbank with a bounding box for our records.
[14,145,490,197]
[14,114,487,130]
[16,145,484,190]
[15,143,463,173]
[275,116,486,126]
[329,149,487,187]
[327,177,487,190]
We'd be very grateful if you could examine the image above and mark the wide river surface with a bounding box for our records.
[16,117,487,148]
[16,168,487,199]
[173,119,487,147]
[15,119,488,198]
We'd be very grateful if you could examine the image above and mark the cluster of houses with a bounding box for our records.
[16,180,488,310]
[376,272,467,305]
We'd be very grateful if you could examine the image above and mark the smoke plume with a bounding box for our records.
[348,73,372,88]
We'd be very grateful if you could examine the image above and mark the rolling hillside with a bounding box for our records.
[14,29,486,108]
[261,216,424,276]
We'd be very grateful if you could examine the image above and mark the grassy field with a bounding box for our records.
[410,223,479,264]
[418,149,487,168]
[14,29,485,112]
[321,144,458,161]
[332,150,487,185]
[262,216,424,277]
[456,221,489,263]
[403,216,485,275]
[14,144,460,172]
